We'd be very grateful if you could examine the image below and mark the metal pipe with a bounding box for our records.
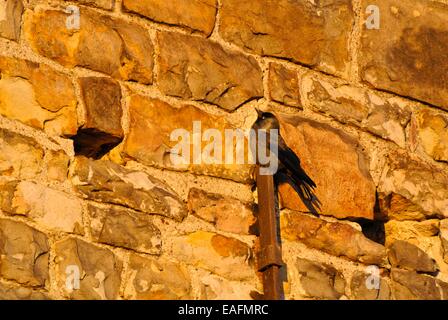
[256,167,284,300]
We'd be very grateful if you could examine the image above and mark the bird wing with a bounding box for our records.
[276,137,316,189]
[275,169,321,215]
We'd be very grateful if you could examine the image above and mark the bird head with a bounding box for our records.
[260,112,276,121]
[254,109,279,130]
[255,109,275,120]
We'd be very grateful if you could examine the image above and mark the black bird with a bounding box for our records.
[252,110,321,215]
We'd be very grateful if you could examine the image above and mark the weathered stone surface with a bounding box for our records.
[380,149,448,217]
[199,273,254,300]
[64,0,114,10]
[378,192,435,221]
[0,219,49,287]
[303,73,369,125]
[0,56,77,136]
[0,282,49,300]
[296,258,345,300]
[220,0,354,76]
[0,180,17,212]
[1,181,84,234]
[187,188,256,235]
[45,149,70,182]
[410,108,448,162]
[440,219,448,264]
[350,270,391,300]
[71,156,186,221]
[277,115,376,219]
[385,220,439,246]
[0,129,44,179]
[302,73,411,147]
[170,231,254,280]
[0,0,23,40]
[281,212,386,265]
[75,77,123,158]
[25,8,154,83]
[124,254,191,300]
[122,95,253,182]
[54,238,122,300]
[88,204,161,254]
[157,32,263,111]
[123,0,217,35]
[0,129,69,182]
[388,240,438,273]
[437,278,448,300]
[391,269,443,300]
[363,93,412,148]
[269,63,301,107]
[360,0,448,110]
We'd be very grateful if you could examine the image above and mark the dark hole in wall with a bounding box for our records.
[357,193,386,245]
[358,218,386,245]
[72,128,123,159]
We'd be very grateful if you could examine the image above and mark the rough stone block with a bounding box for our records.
[1,181,84,234]
[54,238,122,300]
[296,258,345,300]
[88,204,161,254]
[359,0,448,110]
[187,188,256,235]
[0,0,23,40]
[124,254,191,300]
[71,156,187,221]
[25,8,154,84]
[277,115,376,220]
[0,219,49,287]
[123,0,217,35]
[220,0,354,76]
[170,231,254,280]
[157,32,263,111]
[0,56,77,136]
[281,211,386,265]
[122,95,253,183]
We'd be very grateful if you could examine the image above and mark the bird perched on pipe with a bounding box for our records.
[251,109,320,215]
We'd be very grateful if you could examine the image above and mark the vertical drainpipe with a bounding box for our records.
[256,166,284,300]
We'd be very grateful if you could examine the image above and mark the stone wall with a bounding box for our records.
[0,0,447,300]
